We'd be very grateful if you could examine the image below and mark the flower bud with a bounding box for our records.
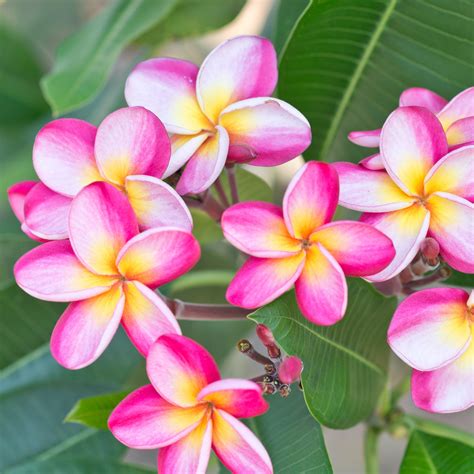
[420,237,440,264]
[278,356,303,384]
[256,324,275,346]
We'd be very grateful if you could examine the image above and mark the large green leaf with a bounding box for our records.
[0,234,36,291]
[250,279,397,428]
[400,431,474,474]
[445,269,474,288]
[277,0,474,163]
[41,0,177,115]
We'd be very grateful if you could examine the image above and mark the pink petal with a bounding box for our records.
[95,107,170,186]
[69,182,138,276]
[426,192,474,273]
[388,288,471,371]
[125,58,213,135]
[283,162,339,239]
[412,341,474,413]
[7,181,37,222]
[21,222,47,242]
[197,379,268,418]
[333,162,414,212]
[176,126,229,195]
[360,205,430,282]
[437,86,474,131]
[116,227,200,288]
[109,385,207,449]
[158,418,212,474]
[23,183,71,240]
[278,356,303,384]
[424,145,474,201]
[226,253,306,309]
[122,281,181,357]
[311,221,395,276]
[125,175,193,232]
[380,107,448,196]
[212,409,273,474]
[147,334,220,408]
[14,240,118,302]
[445,117,474,150]
[197,35,278,123]
[163,133,209,179]
[295,243,348,326]
[221,202,301,258]
[219,97,311,166]
[50,284,124,369]
[359,153,384,170]
[33,118,101,197]
[347,129,381,147]
[399,87,448,113]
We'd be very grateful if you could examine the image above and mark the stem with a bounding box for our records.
[364,427,381,474]
[227,165,239,204]
[214,177,230,208]
[160,293,249,321]
[184,193,224,221]
[390,375,411,408]
[403,265,450,291]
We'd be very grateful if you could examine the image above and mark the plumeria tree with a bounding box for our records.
[1,1,473,473]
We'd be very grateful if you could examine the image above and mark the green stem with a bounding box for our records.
[390,375,411,408]
[364,427,380,474]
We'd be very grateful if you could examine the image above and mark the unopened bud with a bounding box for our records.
[237,339,274,366]
[256,324,281,359]
[420,238,440,260]
[278,356,303,384]
[263,383,276,395]
[279,384,291,398]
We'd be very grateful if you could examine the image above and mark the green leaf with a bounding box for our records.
[277,0,474,163]
[65,391,131,430]
[445,269,474,288]
[0,234,36,290]
[400,431,474,474]
[250,279,397,428]
[190,208,223,244]
[41,0,177,115]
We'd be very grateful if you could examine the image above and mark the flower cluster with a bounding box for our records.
[8,33,474,472]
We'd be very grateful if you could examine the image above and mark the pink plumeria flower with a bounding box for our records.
[388,287,474,413]
[109,334,272,474]
[221,162,395,325]
[349,87,474,170]
[14,182,200,369]
[125,35,311,195]
[335,107,474,281]
[9,106,192,241]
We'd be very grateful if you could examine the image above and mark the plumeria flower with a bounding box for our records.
[125,35,311,195]
[14,182,200,369]
[335,107,474,281]
[349,87,474,170]
[9,106,192,241]
[388,287,474,413]
[221,162,395,325]
[109,334,272,474]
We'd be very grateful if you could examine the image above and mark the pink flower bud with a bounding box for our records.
[256,324,275,346]
[420,237,440,260]
[278,356,303,384]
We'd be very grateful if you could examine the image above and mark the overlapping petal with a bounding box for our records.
[147,334,220,408]
[437,86,474,131]
[359,153,383,170]
[109,385,207,449]
[33,118,101,197]
[125,175,193,232]
[445,117,474,149]
[347,129,381,147]
[219,97,311,166]
[310,221,395,276]
[23,183,71,240]
[398,87,447,113]
[426,192,474,273]
[221,202,300,258]
[380,107,448,196]
[69,182,138,276]
[176,126,229,195]
[412,341,474,413]
[121,281,181,356]
[295,243,347,326]
[125,58,212,134]
[333,162,415,212]
[226,253,306,309]
[7,181,37,222]
[212,409,273,474]
[424,145,474,201]
[196,36,277,123]
[116,227,200,288]
[158,418,213,474]
[163,133,209,178]
[14,240,118,302]
[95,107,170,186]
[50,284,124,369]
[283,162,339,239]
[360,204,430,282]
[197,379,268,418]
[388,288,471,371]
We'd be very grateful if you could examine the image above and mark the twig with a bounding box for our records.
[227,165,239,204]
[213,177,230,208]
